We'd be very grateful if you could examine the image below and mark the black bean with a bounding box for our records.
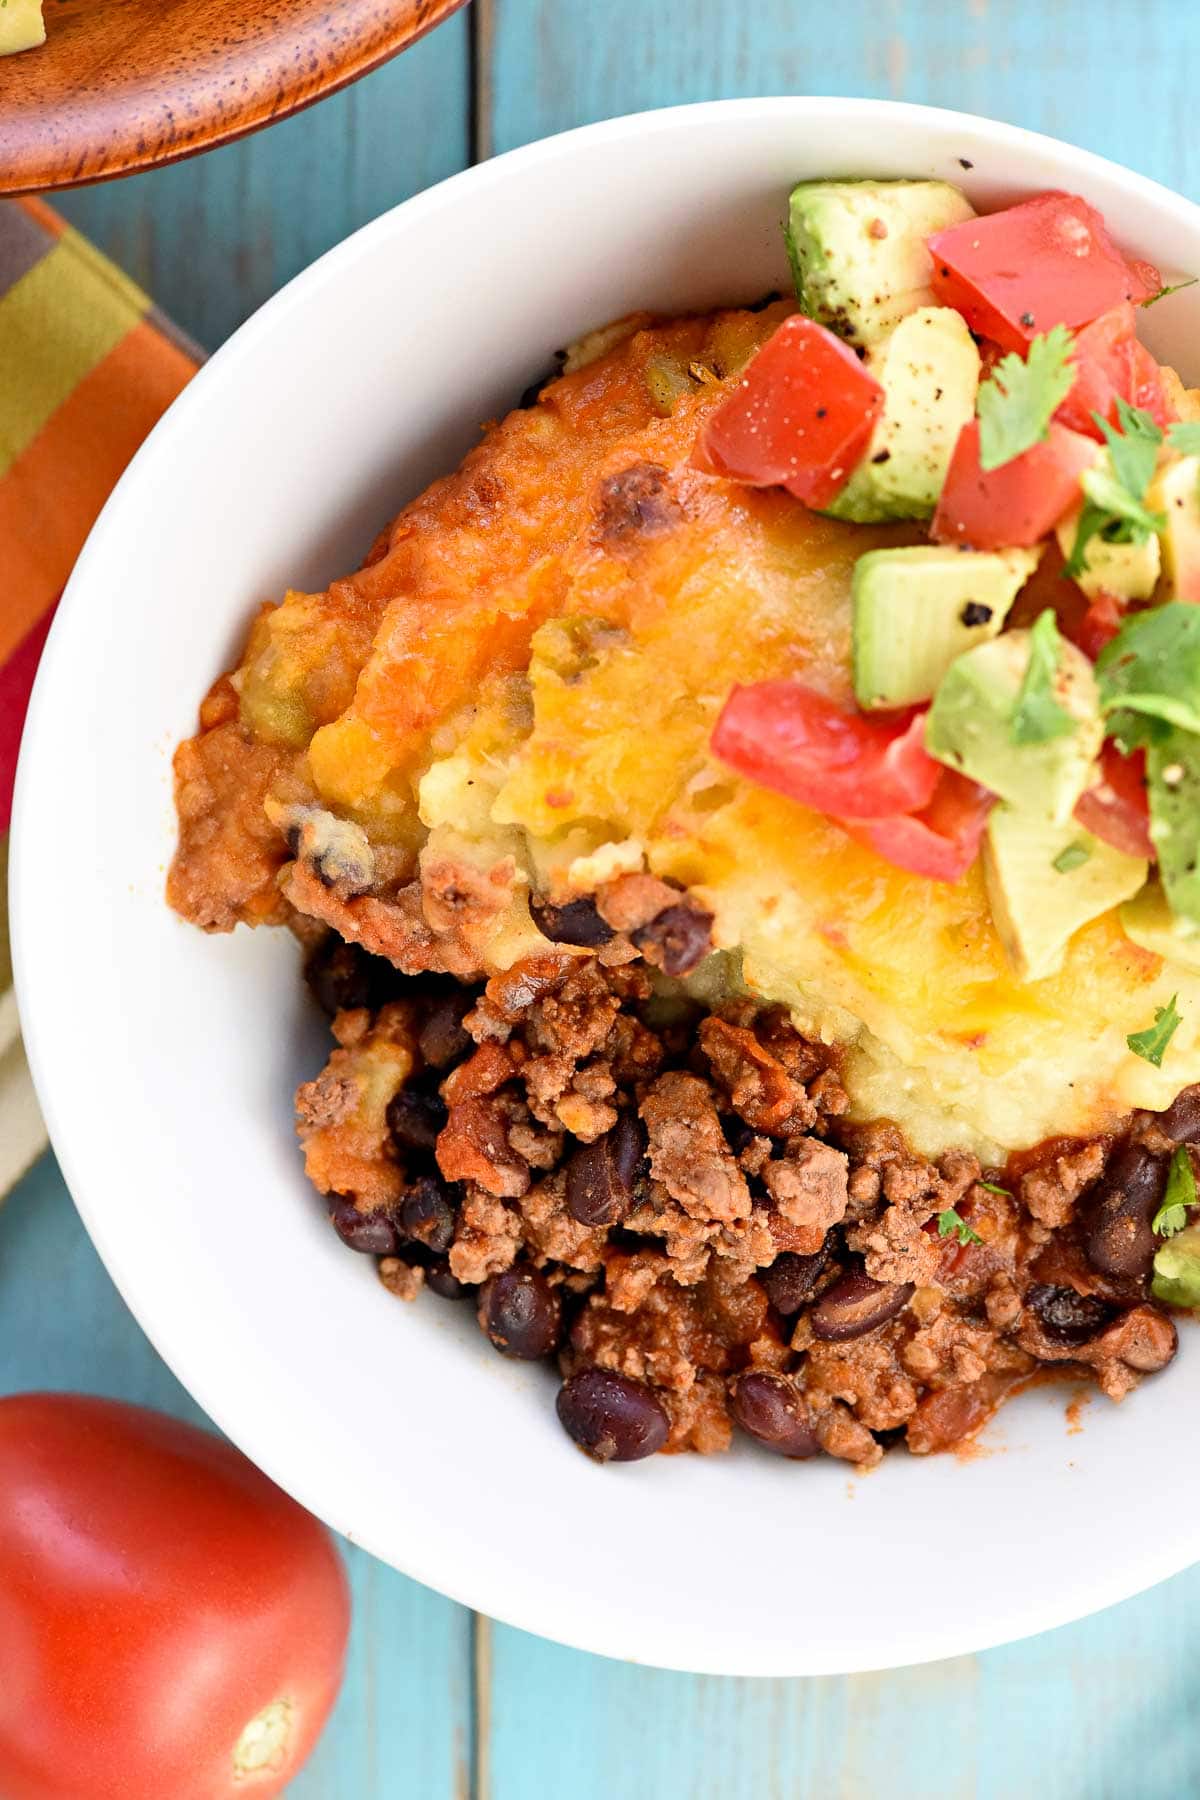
[481,1267,562,1359]
[1026,1283,1119,1347]
[566,1113,643,1226]
[426,1259,470,1300]
[418,994,474,1069]
[811,1267,914,1342]
[1155,1085,1200,1145]
[721,1113,758,1157]
[762,1242,832,1316]
[730,1371,820,1459]
[556,1368,670,1463]
[397,1176,456,1255]
[328,1198,400,1256]
[386,1085,448,1155]
[304,937,378,1016]
[518,366,561,408]
[1082,1144,1166,1280]
[632,903,713,977]
[528,893,615,948]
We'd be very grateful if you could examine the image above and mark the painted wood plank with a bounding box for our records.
[0,1155,474,1799]
[485,1577,1200,1800]
[486,0,1200,202]
[7,31,480,1794]
[55,10,472,350]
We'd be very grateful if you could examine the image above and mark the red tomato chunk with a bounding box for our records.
[929,192,1160,354]
[932,419,1096,549]
[711,682,941,819]
[1071,589,1126,662]
[692,315,884,507]
[842,771,994,883]
[1074,741,1154,861]
[1054,304,1172,439]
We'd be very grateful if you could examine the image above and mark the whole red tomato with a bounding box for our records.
[0,1393,350,1800]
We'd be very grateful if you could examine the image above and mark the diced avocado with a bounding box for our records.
[1152,1222,1200,1309]
[786,179,976,349]
[1148,454,1200,602]
[1120,880,1200,970]
[0,0,44,53]
[1056,460,1161,601]
[852,545,1039,710]
[926,628,1104,824]
[825,307,981,523]
[984,809,1147,981]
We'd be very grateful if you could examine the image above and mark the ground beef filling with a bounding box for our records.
[295,933,1185,1468]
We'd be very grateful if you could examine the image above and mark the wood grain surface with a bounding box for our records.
[0,0,467,197]
[11,3,1200,1795]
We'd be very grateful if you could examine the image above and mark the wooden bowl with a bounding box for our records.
[0,0,468,196]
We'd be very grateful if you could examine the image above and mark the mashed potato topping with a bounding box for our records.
[170,302,1199,1159]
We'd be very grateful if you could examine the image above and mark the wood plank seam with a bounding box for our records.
[471,1612,493,1800]
[470,0,496,163]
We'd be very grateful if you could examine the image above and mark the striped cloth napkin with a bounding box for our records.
[0,197,199,1199]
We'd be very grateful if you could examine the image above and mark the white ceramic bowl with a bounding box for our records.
[14,98,1200,1677]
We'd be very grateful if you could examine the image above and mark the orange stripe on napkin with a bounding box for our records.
[17,197,67,242]
[0,320,194,667]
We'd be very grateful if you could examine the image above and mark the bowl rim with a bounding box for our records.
[14,94,1200,1676]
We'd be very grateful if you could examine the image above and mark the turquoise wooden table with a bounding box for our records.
[8,3,1200,1793]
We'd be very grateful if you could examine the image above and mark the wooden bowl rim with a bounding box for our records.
[0,0,469,196]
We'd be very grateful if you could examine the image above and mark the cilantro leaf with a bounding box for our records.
[1104,400,1164,496]
[977,1180,1012,1197]
[1064,500,1121,582]
[976,326,1076,472]
[1096,603,1200,739]
[1097,610,1200,925]
[1011,610,1076,746]
[1142,277,1199,308]
[1153,1145,1197,1238]
[1077,462,1165,540]
[1168,421,1200,456]
[1146,735,1200,930]
[1127,994,1183,1067]
[937,1207,983,1247]
[1065,405,1166,578]
[1052,841,1092,873]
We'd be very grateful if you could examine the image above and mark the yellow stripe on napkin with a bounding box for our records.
[0,227,150,473]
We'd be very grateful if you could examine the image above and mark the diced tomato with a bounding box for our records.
[929,192,1160,354]
[842,770,994,882]
[711,682,941,819]
[1130,341,1174,419]
[932,419,1096,549]
[1074,741,1154,860]
[1071,589,1126,661]
[1054,304,1172,439]
[691,315,884,507]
